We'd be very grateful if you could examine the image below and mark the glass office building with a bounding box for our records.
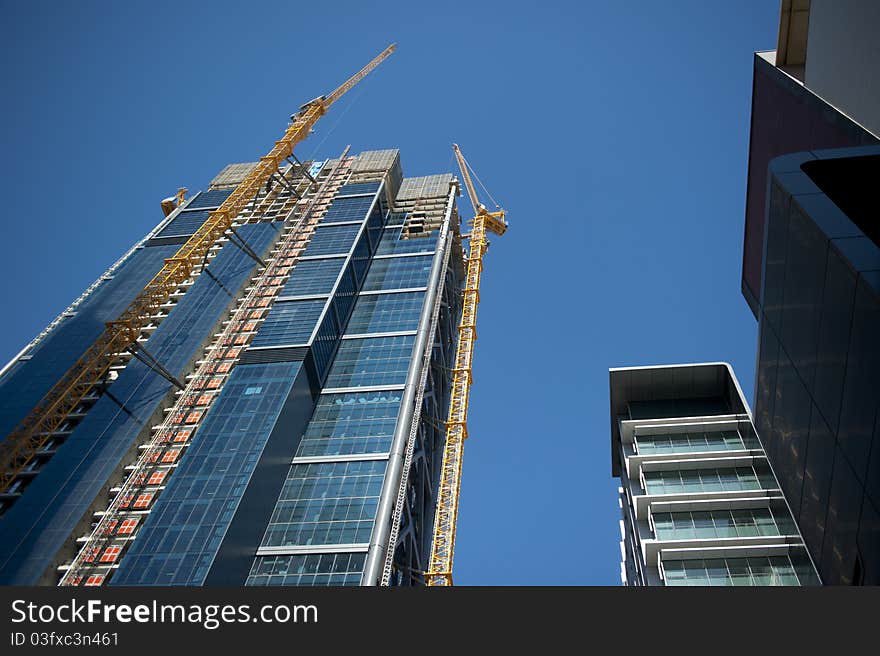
[742,2,880,585]
[0,149,464,586]
[610,363,820,586]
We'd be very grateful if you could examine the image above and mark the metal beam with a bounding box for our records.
[361,186,456,585]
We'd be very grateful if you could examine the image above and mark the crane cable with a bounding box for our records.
[459,149,503,210]
[306,80,370,162]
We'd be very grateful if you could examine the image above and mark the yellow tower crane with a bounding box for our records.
[0,44,395,492]
[426,144,507,586]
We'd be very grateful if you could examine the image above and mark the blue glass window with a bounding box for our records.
[350,232,372,284]
[320,196,376,224]
[110,362,303,586]
[643,466,778,495]
[247,552,366,586]
[365,204,386,252]
[636,430,759,454]
[303,224,361,257]
[663,553,819,586]
[652,507,798,541]
[324,336,415,388]
[375,227,438,256]
[297,391,402,457]
[280,258,344,297]
[261,460,386,547]
[346,292,424,334]
[187,189,234,209]
[311,307,340,380]
[336,182,381,197]
[155,210,210,239]
[362,255,432,291]
[251,299,325,347]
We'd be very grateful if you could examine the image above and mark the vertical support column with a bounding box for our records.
[360,187,457,585]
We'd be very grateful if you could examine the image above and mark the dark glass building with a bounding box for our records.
[741,0,878,315]
[753,146,880,585]
[0,149,464,586]
[743,2,880,585]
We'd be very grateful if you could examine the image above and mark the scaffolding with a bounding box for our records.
[59,152,354,586]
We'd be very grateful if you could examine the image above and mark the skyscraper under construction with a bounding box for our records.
[0,146,463,587]
[0,48,479,586]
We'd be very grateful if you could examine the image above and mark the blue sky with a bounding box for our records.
[0,1,778,584]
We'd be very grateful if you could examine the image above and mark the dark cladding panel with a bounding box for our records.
[762,180,793,335]
[753,324,780,450]
[753,157,880,585]
[799,405,835,566]
[837,276,880,484]
[741,55,877,316]
[768,351,810,518]
[820,450,863,584]
[859,497,880,585]
[778,201,828,393]
[812,248,858,434]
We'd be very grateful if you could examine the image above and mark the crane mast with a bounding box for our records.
[425,144,506,586]
[0,45,394,492]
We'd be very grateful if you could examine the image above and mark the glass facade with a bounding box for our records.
[321,196,377,223]
[303,224,361,257]
[325,335,415,388]
[250,299,326,348]
[635,430,759,454]
[361,255,432,291]
[376,226,438,256]
[611,364,820,587]
[240,169,457,587]
[345,292,424,334]
[279,258,344,297]
[0,222,278,585]
[114,176,394,586]
[111,361,303,585]
[187,188,234,209]
[336,182,381,197]
[261,460,386,547]
[652,507,798,540]
[154,210,210,240]
[247,552,366,586]
[663,552,820,586]
[643,466,777,495]
[0,149,459,588]
[752,155,880,585]
[297,391,402,457]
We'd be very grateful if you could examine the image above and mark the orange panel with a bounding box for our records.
[161,449,181,464]
[118,518,140,535]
